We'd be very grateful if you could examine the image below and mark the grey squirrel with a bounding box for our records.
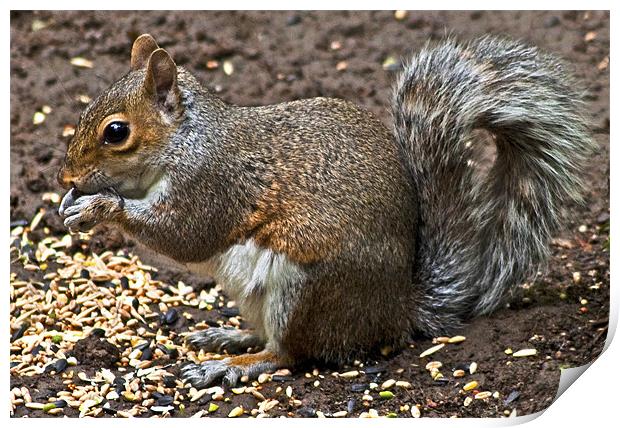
[57,34,594,387]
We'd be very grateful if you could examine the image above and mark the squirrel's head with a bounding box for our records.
[57,34,183,198]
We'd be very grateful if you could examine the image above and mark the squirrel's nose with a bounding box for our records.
[57,167,75,189]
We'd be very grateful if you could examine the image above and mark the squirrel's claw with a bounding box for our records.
[58,187,78,217]
[181,350,282,388]
[181,359,242,388]
[59,191,121,233]
[185,327,264,354]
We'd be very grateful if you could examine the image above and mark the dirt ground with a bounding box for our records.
[9,10,610,418]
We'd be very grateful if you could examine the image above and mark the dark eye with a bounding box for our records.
[103,121,130,144]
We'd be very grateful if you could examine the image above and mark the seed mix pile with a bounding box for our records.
[8,193,602,418]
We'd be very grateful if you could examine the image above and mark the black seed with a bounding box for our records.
[10,219,29,228]
[163,376,177,388]
[504,390,521,405]
[544,16,560,28]
[132,298,139,310]
[120,277,129,289]
[141,347,153,361]
[11,322,30,342]
[351,383,367,392]
[103,406,117,415]
[90,328,106,338]
[363,364,387,375]
[135,341,151,351]
[453,363,471,371]
[80,269,90,279]
[298,407,316,417]
[271,375,294,382]
[53,400,68,408]
[10,237,20,249]
[31,344,44,356]
[151,392,164,400]
[168,348,179,359]
[370,374,382,383]
[50,344,59,353]
[220,307,240,317]
[433,377,450,386]
[198,394,212,405]
[163,308,179,325]
[286,14,302,26]
[45,358,68,374]
[347,399,356,413]
[205,320,221,328]
[10,362,19,368]
[157,395,174,406]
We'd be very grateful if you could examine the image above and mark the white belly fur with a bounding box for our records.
[186,239,305,342]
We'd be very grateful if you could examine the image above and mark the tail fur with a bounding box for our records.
[392,36,595,336]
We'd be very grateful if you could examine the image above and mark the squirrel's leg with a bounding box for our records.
[185,327,264,354]
[180,349,284,388]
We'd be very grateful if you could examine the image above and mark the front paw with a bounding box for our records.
[59,189,122,233]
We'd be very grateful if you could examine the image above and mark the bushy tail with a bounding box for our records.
[392,36,595,336]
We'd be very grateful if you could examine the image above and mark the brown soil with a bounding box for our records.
[10,10,609,418]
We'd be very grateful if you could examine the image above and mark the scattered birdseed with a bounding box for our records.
[228,406,244,417]
[474,391,492,400]
[339,370,359,379]
[448,335,466,344]
[381,379,396,390]
[411,405,421,418]
[419,344,444,358]
[425,361,442,370]
[463,381,479,391]
[512,348,537,357]
[70,57,94,68]
[33,111,46,125]
[223,61,234,76]
[394,10,408,20]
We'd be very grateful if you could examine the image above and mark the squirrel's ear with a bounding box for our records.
[131,34,159,71]
[144,48,180,111]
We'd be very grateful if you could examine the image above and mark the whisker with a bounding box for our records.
[46,60,77,110]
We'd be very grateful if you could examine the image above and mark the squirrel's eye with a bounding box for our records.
[103,121,130,145]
